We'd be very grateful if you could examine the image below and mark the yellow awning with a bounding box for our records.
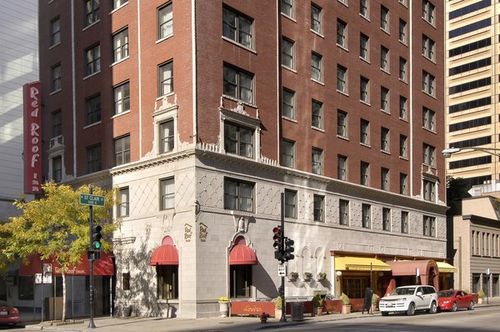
[437,262,457,273]
[335,256,391,272]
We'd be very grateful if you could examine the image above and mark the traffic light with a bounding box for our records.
[283,237,295,261]
[272,226,283,261]
[91,224,102,250]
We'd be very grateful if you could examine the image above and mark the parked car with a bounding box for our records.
[0,301,20,326]
[438,290,476,312]
[379,285,438,316]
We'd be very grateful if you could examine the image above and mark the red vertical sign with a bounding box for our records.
[23,82,42,194]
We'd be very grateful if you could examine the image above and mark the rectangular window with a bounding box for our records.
[160,177,175,210]
[113,81,130,114]
[50,16,61,46]
[400,173,407,195]
[399,19,407,43]
[18,277,34,300]
[85,44,100,76]
[157,266,178,300]
[284,189,297,218]
[399,134,407,158]
[381,127,390,152]
[51,63,62,92]
[362,203,371,228]
[52,156,62,183]
[311,3,322,34]
[423,215,436,237]
[360,0,369,18]
[339,199,349,225]
[223,6,253,48]
[158,3,173,39]
[312,100,323,129]
[282,0,294,17]
[423,107,436,131]
[360,33,369,60]
[337,19,347,48]
[399,96,407,119]
[113,0,128,10]
[159,119,174,153]
[381,167,390,191]
[283,88,295,119]
[118,187,129,217]
[113,28,129,63]
[85,94,101,125]
[422,0,435,25]
[360,119,369,145]
[380,5,389,32]
[158,61,174,96]
[397,58,407,82]
[86,144,102,173]
[383,207,391,231]
[281,139,295,168]
[337,154,347,180]
[380,46,389,71]
[401,211,409,233]
[84,0,100,26]
[122,272,130,291]
[311,52,323,82]
[114,135,130,166]
[423,143,435,166]
[337,110,348,137]
[422,35,435,61]
[224,122,254,158]
[313,194,324,222]
[312,148,323,175]
[423,179,436,202]
[360,76,370,103]
[224,178,254,212]
[52,110,62,137]
[360,161,369,186]
[282,37,294,69]
[422,71,435,96]
[337,65,347,93]
[223,64,254,103]
[380,87,389,112]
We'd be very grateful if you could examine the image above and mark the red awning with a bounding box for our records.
[18,252,115,276]
[150,244,179,266]
[229,244,257,265]
[388,260,435,276]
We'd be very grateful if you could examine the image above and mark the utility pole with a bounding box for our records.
[280,192,286,322]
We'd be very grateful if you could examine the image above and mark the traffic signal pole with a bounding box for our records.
[88,187,96,329]
[280,193,286,322]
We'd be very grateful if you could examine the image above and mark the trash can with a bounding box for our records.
[291,302,304,321]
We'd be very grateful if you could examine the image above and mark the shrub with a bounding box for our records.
[478,289,486,299]
[274,296,282,310]
[341,293,350,305]
[372,293,380,305]
[312,294,324,308]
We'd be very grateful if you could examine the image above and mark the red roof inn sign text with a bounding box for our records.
[23,82,42,194]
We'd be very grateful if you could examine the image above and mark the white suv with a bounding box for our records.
[379,285,438,316]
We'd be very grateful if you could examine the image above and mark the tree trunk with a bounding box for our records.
[62,273,66,321]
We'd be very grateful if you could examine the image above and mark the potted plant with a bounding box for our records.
[218,296,230,317]
[477,289,485,304]
[274,296,283,320]
[371,293,380,312]
[341,293,351,314]
[303,272,313,282]
[312,294,324,316]
[288,272,299,282]
[317,272,327,281]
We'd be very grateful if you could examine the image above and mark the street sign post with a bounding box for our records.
[278,264,287,277]
[80,194,104,206]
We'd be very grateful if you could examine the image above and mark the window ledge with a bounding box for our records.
[83,121,102,129]
[49,89,62,96]
[399,117,409,123]
[423,55,437,64]
[380,27,390,35]
[82,19,101,32]
[423,127,437,134]
[281,13,296,22]
[83,71,101,81]
[336,135,349,141]
[312,126,325,133]
[399,78,408,85]
[381,150,391,155]
[380,68,390,75]
[310,29,324,38]
[399,40,408,47]
[360,143,371,148]
[111,56,130,67]
[336,44,349,52]
[337,90,349,97]
[221,95,258,109]
[282,65,297,73]
[110,2,129,14]
[111,110,131,119]
[282,116,297,123]
[156,299,179,304]
[359,14,370,22]
[422,91,437,100]
[399,156,409,161]
[360,100,371,107]
[156,33,174,44]
[311,78,325,86]
[359,57,370,64]
[156,92,175,101]
[380,109,391,115]
[49,42,61,50]
[222,36,257,54]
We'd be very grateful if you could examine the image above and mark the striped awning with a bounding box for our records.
[335,256,391,271]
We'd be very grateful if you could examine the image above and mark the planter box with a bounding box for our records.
[324,299,342,313]
[230,301,274,317]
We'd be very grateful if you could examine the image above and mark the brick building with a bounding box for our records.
[39,0,447,318]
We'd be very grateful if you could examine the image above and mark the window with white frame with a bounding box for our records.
[113,28,129,63]
[337,154,347,181]
[158,61,173,96]
[85,44,100,76]
[423,179,436,202]
[422,35,435,61]
[399,95,407,119]
[282,37,294,69]
[337,65,347,93]
[362,203,371,228]
[312,99,323,129]
[336,19,347,48]
[223,6,253,49]
[422,71,435,96]
[281,139,295,168]
[311,52,323,82]
[380,5,389,32]
[399,57,407,81]
[52,156,62,183]
[381,167,390,191]
[158,3,173,40]
[311,3,322,34]
[423,143,435,166]
[401,211,408,233]
[380,86,389,112]
[423,215,436,237]
[159,119,174,153]
[114,135,130,166]
[360,119,369,145]
[85,94,101,125]
[360,76,370,103]
[51,63,61,92]
[284,189,297,218]
[224,122,254,158]
[313,194,324,222]
[50,17,60,46]
[383,207,391,231]
[422,107,436,131]
[360,161,369,186]
[380,46,389,71]
[339,199,349,225]
[113,81,130,114]
[223,64,254,103]
[337,110,348,137]
[359,0,369,18]
[224,178,254,212]
[399,134,407,158]
[84,0,100,26]
[399,19,407,43]
[422,0,435,25]
[312,148,323,175]
[113,0,128,10]
[160,177,175,210]
[282,0,294,17]
[282,88,295,119]
[400,173,407,195]
[360,33,369,61]
[381,127,390,152]
[118,187,129,217]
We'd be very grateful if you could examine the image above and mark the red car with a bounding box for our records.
[438,290,476,312]
[0,302,20,326]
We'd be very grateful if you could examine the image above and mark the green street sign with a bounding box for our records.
[80,193,105,206]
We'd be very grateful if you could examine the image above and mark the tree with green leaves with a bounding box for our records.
[0,182,118,321]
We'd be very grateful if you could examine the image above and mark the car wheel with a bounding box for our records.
[468,301,475,311]
[406,303,415,316]
[381,311,389,316]
[429,301,437,314]
[451,302,458,312]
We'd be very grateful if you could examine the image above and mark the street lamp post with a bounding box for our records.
[442,147,500,158]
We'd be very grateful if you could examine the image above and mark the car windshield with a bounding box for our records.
[392,287,416,295]
[438,291,454,298]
